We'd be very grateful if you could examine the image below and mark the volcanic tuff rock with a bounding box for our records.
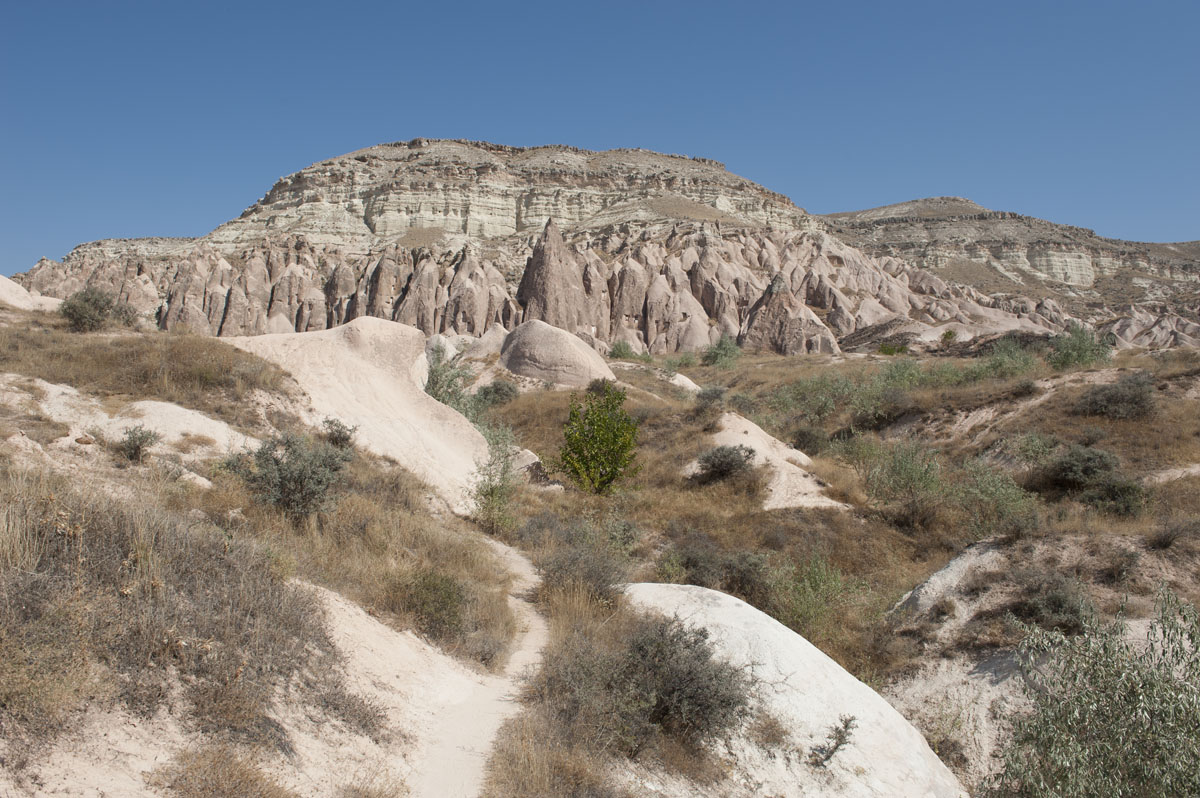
[825,196,1200,294]
[15,140,1195,353]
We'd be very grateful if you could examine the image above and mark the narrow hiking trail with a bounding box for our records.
[405,539,548,798]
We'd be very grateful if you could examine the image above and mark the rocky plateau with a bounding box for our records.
[14,139,1199,352]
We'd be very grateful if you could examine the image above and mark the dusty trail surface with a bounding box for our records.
[405,539,547,798]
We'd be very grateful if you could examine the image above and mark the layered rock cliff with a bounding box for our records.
[824,197,1200,292]
[15,141,1193,353]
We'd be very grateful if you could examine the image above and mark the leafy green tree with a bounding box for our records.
[558,381,640,494]
[987,590,1200,797]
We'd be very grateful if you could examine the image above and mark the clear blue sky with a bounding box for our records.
[3,0,1197,275]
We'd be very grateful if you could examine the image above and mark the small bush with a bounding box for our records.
[425,343,476,420]
[1040,445,1120,492]
[862,442,946,529]
[664,353,697,373]
[534,613,750,756]
[878,342,908,356]
[396,569,466,641]
[115,425,161,463]
[695,385,727,408]
[475,379,520,409]
[1047,323,1112,370]
[538,543,628,605]
[694,444,755,484]
[791,425,829,456]
[987,590,1200,797]
[234,433,353,519]
[1074,372,1155,419]
[59,287,135,332]
[1146,519,1197,550]
[558,382,640,495]
[1080,474,1147,517]
[658,537,771,608]
[701,335,741,368]
[320,417,357,449]
[608,340,649,362]
[471,423,520,535]
[1007,571,1093,635]
[956,461,1039,540]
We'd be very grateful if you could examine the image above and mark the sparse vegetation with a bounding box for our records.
[988,590,1200,797]
[0,466,344,750]
[1073,371,1155,419]
[425,342,477,419]
[471,423,521,535]
[59,287,135,332]
[476,378,520,409]
[1047,323,1112,370]
[114,424,161,463]
[693,444,755,484]
[701,335,741,368]
[0,319,288,432]
[608,340,649,362]
[229,432,354,520]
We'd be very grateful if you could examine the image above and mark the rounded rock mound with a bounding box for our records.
[499,320,616,388]
[624,583,966,798]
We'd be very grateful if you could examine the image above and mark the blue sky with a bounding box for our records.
[2,0,1197,275]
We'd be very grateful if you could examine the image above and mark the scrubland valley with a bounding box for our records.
[2,139,1198,797]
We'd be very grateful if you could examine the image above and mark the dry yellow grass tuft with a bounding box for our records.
[0,312,290,432]
[152,744,299,798]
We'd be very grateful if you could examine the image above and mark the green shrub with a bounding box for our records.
[701,335,741,368]
[1074,372,1155,419]
[878,342,909,356]
[115,425,161,463]
[470,423,521,535]
[976,337,1039,380]
[425,343,476,420]
[862,442,946,529]
[763,557,854,641]
[320,417,357,449]
[1041,445,1120,492]
[608,340,649,362]
[664,353,697,373]
[475,379,519,409]
[1047,323,1112,370]
[987,590,1200,797]
[557,382,640,495]
[234,433,353,519]
[956,461,1039,539]
[59,287,135,332]
[694,444,755,484]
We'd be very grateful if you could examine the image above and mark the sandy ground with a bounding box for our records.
[229,318,489,514]
[406,540,547,798]
[683,412,845,510]
[0,543,545,798]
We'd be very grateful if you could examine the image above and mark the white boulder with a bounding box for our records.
[624,584,966,798]
[499,319,616,388]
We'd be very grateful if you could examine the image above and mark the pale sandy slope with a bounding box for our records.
[229,317,488,514]
[684,412,845,510]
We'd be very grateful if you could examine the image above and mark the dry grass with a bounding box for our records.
[153,744,299,798]
[0,465,375,756]
[0,312,290,432]
[185,453,516,668]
